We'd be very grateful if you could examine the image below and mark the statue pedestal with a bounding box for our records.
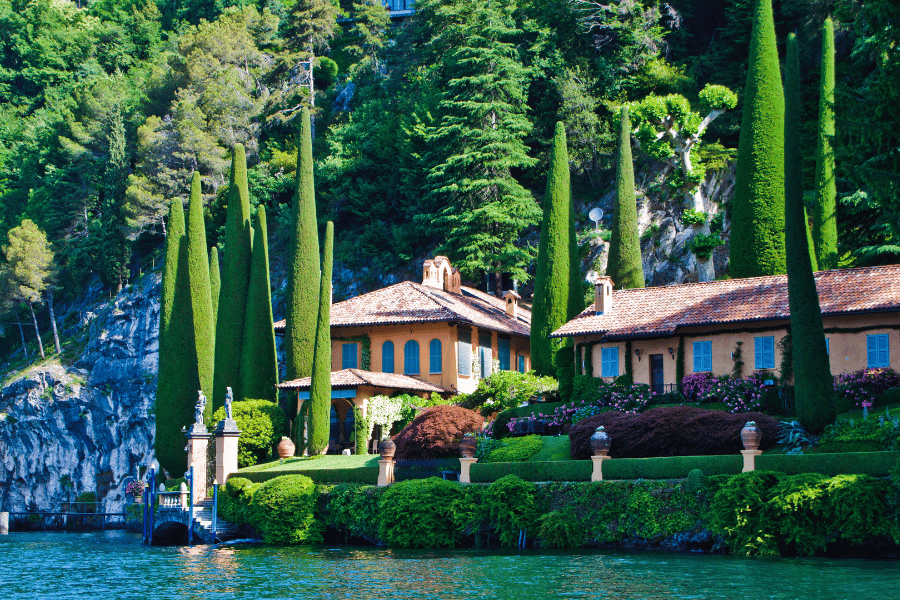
[459,457,478,484]
[184,424,210,501]
[741,449,762,473]
[591,455,611,482]
[214,419,241,485]
[377,459,394,487]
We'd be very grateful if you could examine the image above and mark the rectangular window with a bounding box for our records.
[498,338,511,371]
[479,333,492,378]
[693,341,712,372]
[458,329,472,376]
[518,355,526,373]
[754,336,775,370]
[825,338,829,355]
[601,347,619,378]
[342,343,358,369]
[867,334,890,368]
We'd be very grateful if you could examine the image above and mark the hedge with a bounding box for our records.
[756,451,900,477]
[235,466,378,485]
[471,461,592,483]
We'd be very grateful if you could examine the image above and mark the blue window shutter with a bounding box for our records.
[479,333,492,378]
[458,329,471,375]
[693,341,711,372]
[765,337,775,368]
[404,340,420,374]
[754,337,763,369]
[601,348,618,377]
[825,338,829,354]
[342,343,358,369]
[429,339,442,373]
[868,334,890,368]
[755,336,774,369]
[518,355,525,373]
[382,341,394,373]
[498,338,511,370]
[881,335,890,367]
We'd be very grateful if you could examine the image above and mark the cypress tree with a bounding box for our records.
[531,122,571,377]
[285,107,321,389]
[813,18,838,271]
[155,199,193,475]
[308,221,334,455]
[785,33,837,432]
[209,247,220,335]
[607,107,645,289]
[187,172,215,422]
[240,206,279,403]
[729,0,786,278]
[213,145,253,410]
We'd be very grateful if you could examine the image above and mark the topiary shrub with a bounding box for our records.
[569,405,781,459]
[393,405,484,459]
[219,477,261,526]
[210,399,288,467]
[249,474,321,544]
[685,468,705,493]
[353,406,369,454]
[378,477,463,548]
[484,475,538,546]
[481,435,543,463]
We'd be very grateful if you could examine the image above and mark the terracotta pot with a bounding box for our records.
[740,422,762,451]
[277,437,296,458]
[379,438,396,460]
[460,436,477,458]
[590,426,611,456]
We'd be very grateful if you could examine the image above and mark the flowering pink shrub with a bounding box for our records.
[693,373,771,413]
[834,368,900,408]
[681,372,717,400]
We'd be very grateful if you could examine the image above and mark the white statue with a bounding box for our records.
[194,391,206,426]
[225,387,234,420]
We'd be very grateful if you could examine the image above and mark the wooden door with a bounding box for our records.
[650,354,664,395]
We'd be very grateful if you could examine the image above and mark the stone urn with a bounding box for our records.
[460,435,477,458]
[379,437,396,460]
[590,426,611,456]
[741,421,762,451]
[277,436,296,458]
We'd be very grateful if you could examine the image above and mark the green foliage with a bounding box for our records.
[250,474,322,544]
[309,221,334,455]
[729,0,786,278]
[214,145,253,411]
[531,122,571,377]
[285,107,320,396]
[731,341,745,379]
[457,370,557,416]
[686,233,724,260]
[709,470,783,556]
[784,33,837,433]
[480,435,543,463]
[555,344,575,404]
[820,408,900,451]
[685,468,705,493]
[209,248,220,335]
[378,478,463,548]
[219,477,261,526]
[491,402,564,439]
[607,107,644,289]
[681,208,706,225]
[484,475,538,546]
[536,509,583,548]
[471,461,592,483]
[322,483,382,543]
[240,206,279,403]
[675,337,685,393]
[186,173,214,422]
[211,399,288,468]
[353,407,369,455]
[813,19,838,271]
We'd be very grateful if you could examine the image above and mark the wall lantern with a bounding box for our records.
[668,347,676,360]
[634,348,642,361]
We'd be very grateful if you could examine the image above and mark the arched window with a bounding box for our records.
[404,340,420,375]
[382,341,395,373]
[429,339,442,373]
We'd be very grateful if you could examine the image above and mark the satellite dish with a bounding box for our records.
[588,207,604,230]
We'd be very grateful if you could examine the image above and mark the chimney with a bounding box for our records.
[503,290,521,319]
[423,256,460,293]
[594,277,614,315]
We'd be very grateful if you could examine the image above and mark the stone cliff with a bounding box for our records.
[0,273,160,515]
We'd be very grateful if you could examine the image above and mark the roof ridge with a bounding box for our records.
[408,281,467,320]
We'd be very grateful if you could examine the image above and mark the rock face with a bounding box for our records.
[0,273,160,515]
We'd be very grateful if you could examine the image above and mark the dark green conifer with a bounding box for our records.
[240,206,279,403]
[729,0,786,278]
[285,107,321,393]
[155,199,193,474]
[213,145,253,410]
[308,221,334,455]
[785,33,836,432]
[607,107,645,289]
[531,122,571,377]
[187,172,215,422]
[813,18,838,270]
[209,248,220,335]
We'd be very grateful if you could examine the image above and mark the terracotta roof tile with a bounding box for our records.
[274,282,530,336]
[552,264,900,339]
[276,369,449,393]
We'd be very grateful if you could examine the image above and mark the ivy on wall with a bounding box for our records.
[335,335,372,370]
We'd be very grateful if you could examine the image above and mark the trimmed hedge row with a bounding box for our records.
[472,461,591,483]
[236,466,379,485]
[756,451,900,477]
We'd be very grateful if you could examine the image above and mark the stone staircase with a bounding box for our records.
[191,499,241,544]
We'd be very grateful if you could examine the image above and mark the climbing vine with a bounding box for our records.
[335,335,371,370]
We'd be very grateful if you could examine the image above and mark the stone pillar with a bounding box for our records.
[214,418,241,485]
[377,459,394,487]
[184,424,210,501]
[591,455,611,482]
[0,511,9,534]
[459,457,478,484]
[179,482,189,508]
[741,449,762,473]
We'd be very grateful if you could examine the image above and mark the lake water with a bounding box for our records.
[2,531,899,599]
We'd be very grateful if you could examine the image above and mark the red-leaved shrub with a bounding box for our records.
[569,405,780,459]
[393,405,484,459]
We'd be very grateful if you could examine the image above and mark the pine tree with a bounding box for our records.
[187,172,215,422]
[813,18,838,271]
[426,0,540,285]
[531,122,571,377]
[155,199,194,474]
[729,0,786,278]
[213,145,253,411]
[785,33,836,432]
[607,107,645,289]
[286,106,321,439]
[209,247,220,336]
[240,206,279,403]
[308,221,334,455]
